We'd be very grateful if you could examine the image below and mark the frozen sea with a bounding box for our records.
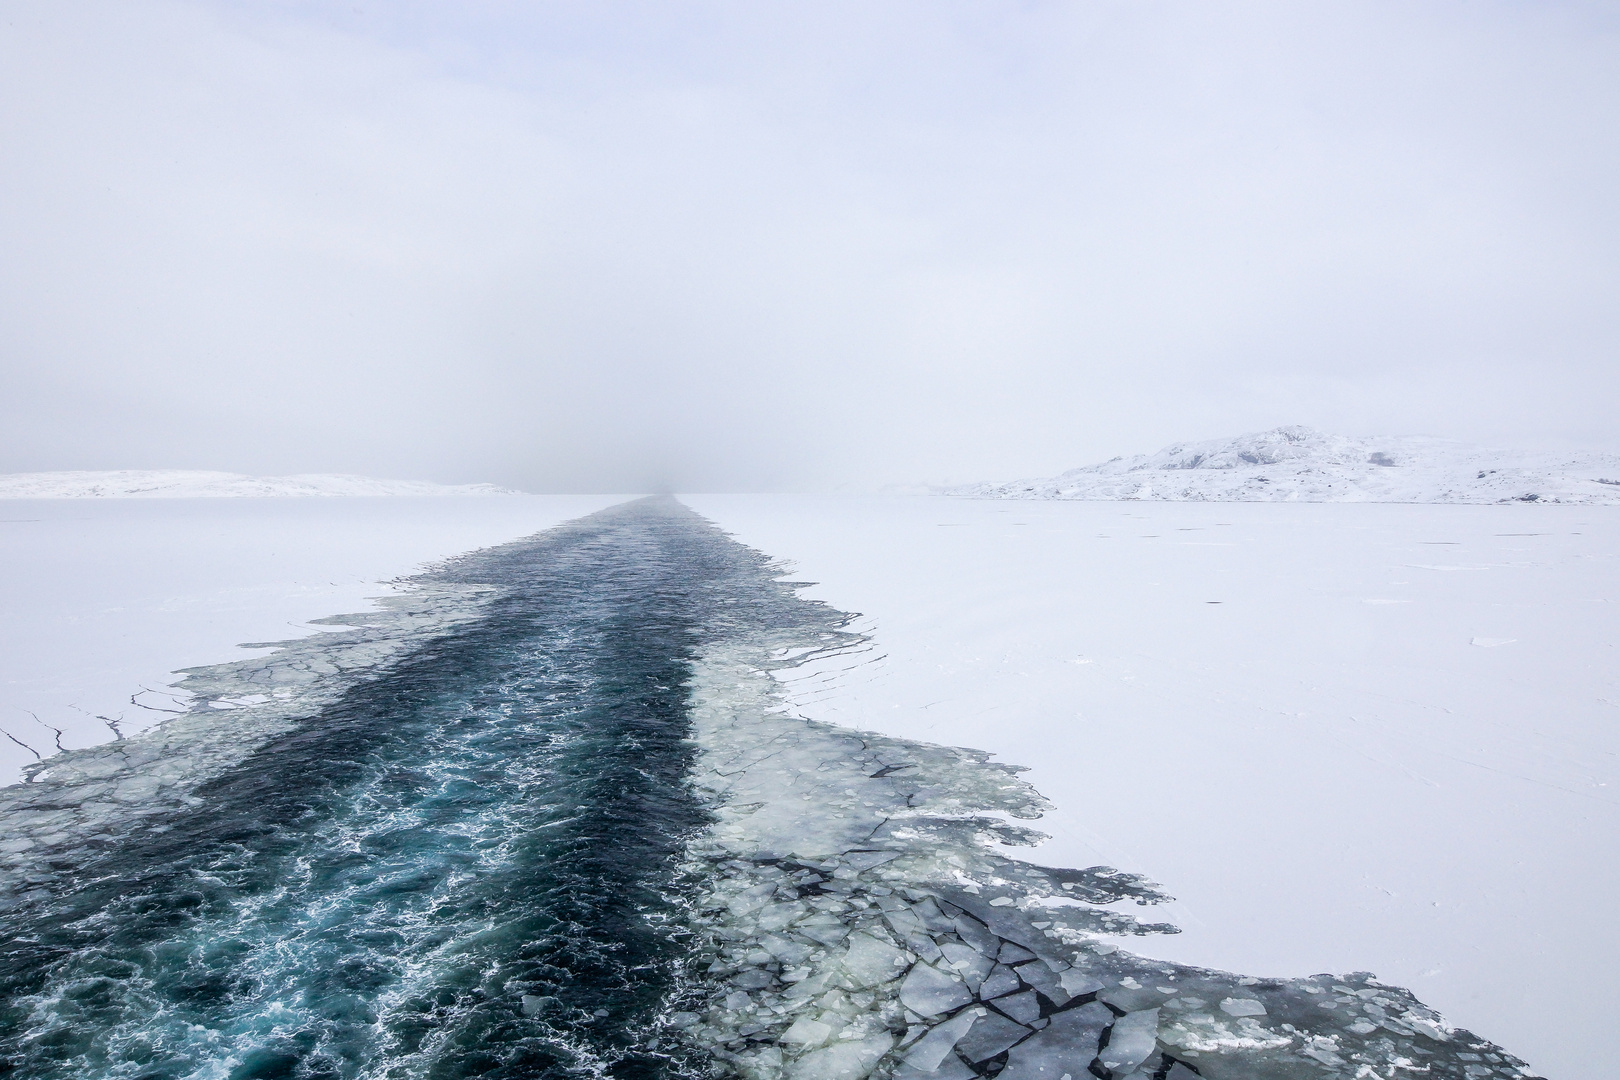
[688,495,1619,1080]
[1,493,1613,1078]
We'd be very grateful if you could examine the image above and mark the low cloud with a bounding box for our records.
[2,1,1617,490]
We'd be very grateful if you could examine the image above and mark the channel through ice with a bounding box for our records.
[0,498,1546,1080]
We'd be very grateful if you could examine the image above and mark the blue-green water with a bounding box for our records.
[0,499,824,1080]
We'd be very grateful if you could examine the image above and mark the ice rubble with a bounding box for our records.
[673,632,1542,1080]
[950,425,1620,504]
[0,581,498,898]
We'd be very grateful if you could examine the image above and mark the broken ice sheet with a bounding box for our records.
[672,622,1545,1080]
[0,580,500,896]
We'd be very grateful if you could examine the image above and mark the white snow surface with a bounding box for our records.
[0,469,522,498]
[685,494,1620,1080]
[953,425,1620,504]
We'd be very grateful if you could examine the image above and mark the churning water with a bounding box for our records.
[0,498,813,1080]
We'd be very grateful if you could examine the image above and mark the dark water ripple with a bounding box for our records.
[0,498,813,1080]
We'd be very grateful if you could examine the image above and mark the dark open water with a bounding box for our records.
[0,498,817,1080]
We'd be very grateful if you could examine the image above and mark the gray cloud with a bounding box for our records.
[2,1,1617,490]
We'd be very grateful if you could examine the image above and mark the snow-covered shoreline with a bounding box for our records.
[0,469,521,498]
[951,426,1620,504]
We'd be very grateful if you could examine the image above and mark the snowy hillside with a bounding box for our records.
[952,426,1620,503]
[0,470,521,498]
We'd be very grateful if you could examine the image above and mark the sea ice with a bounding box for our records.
[685,492,1615,1078]
[674,619,1538,1080]
[1095,1008,1158,1073]
[953,1011,1030,1064]
[0,496,1561,1080]
[899,1010,977,1071]
[899,965,975,1018]
[996,1004,1110,1080]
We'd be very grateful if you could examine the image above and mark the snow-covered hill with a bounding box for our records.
[0,470,522,498]
[952,426,1620,503]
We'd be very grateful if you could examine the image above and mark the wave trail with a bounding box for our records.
[0,497,792,1080]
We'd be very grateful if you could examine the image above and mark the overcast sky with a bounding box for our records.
[2,1,1617,491]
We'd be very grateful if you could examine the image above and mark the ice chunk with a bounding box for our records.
[1097,1008,1159,1073]
[787,1032,895,1080]
[844,850,905,871]
[996,990,1042,1025]
[783,1017,835,1046]
[1100,985,1165,1012]
[1404,1012,1451,1041]
[913,896,955,932]
[979,963,1023,1000]
[883,909,944,960]
[884,907,927,937]
[1014,961,1070,1005]
[999,943,1038,964]
[996,1002,1111,1080]
[1219,997,1267,1017]
[901,1010,979,1071]
[784,969,835,1004]
[758,900,809,931]
[763,933,814,965]
[900,963,975,1017]
[798,914,853,946]
[1058,969,1104,997]
[957,1011,1033,1064]
[840,931,909,989]
[729,883,780,918]
[939,942,995,991]
[952,914,1001,955]
[894,1057,978,1080]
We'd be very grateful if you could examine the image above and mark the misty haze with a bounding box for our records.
[2,4,1616,1080]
